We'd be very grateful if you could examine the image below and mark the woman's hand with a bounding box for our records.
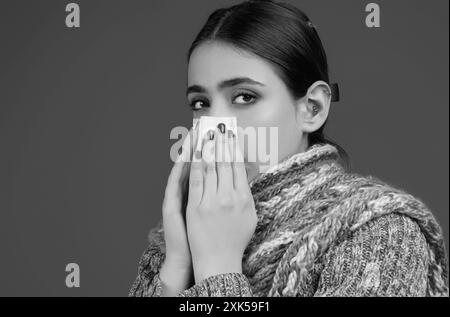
[159,126,198,296]
[186,124,258,283]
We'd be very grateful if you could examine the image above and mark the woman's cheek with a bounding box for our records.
[247,101,298,170]
[234,107,280,173]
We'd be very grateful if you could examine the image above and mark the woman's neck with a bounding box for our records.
[249,142,344,199]
[246,140,310,183]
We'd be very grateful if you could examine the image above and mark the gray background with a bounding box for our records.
[0,0,448,296]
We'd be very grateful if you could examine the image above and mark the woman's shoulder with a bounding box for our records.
[335,212,427,252]
[333,169,423,201]
[332,170,437,221]
[330,171,445,243]
[324,171,448,294]
[326,171,434,257]
[315,212,431,296]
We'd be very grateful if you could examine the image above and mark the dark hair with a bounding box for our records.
[187,0,351,171]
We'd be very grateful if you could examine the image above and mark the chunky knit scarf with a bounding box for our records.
[130,142,449,297]
[244,143,448,296]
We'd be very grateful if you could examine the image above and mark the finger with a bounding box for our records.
[187,122,200,162]
[202,129,217,195]
[177,125,199,189]
[164,126,199,216]
[188,148,203,208]
[216,123,233,192]
[166,127,194,197]
[181,125,199,207]
[228,129,250,193]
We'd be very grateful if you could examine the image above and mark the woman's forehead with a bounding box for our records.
[187,42,277,88]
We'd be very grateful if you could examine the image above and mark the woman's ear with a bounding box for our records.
[294,80,331,133]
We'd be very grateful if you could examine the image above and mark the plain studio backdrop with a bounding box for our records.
[0,0,448,296]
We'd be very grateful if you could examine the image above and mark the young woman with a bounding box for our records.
[129,0,448,297]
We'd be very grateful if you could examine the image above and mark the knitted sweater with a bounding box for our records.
[129,143,449,297]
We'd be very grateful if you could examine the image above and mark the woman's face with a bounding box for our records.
[187,41,308,181]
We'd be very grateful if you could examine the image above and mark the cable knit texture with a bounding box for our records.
[129,143,449,297]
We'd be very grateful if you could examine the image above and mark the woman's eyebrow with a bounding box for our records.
[186,77,265,96]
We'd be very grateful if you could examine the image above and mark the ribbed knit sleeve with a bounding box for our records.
[313,213,429,297]
[178,273,253,297]
[129,222,166,297]
[129,222,253,297]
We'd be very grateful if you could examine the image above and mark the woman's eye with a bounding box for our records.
[189,92,257,111]
[190,100,207,111]
[233,92,257,105]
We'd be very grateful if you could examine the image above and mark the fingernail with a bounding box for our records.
[217,123,226,134]
[208,129,215,140]
[227,130,235,138]
[194,150,202,160]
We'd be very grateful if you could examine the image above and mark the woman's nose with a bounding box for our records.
[207,102,234,117]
